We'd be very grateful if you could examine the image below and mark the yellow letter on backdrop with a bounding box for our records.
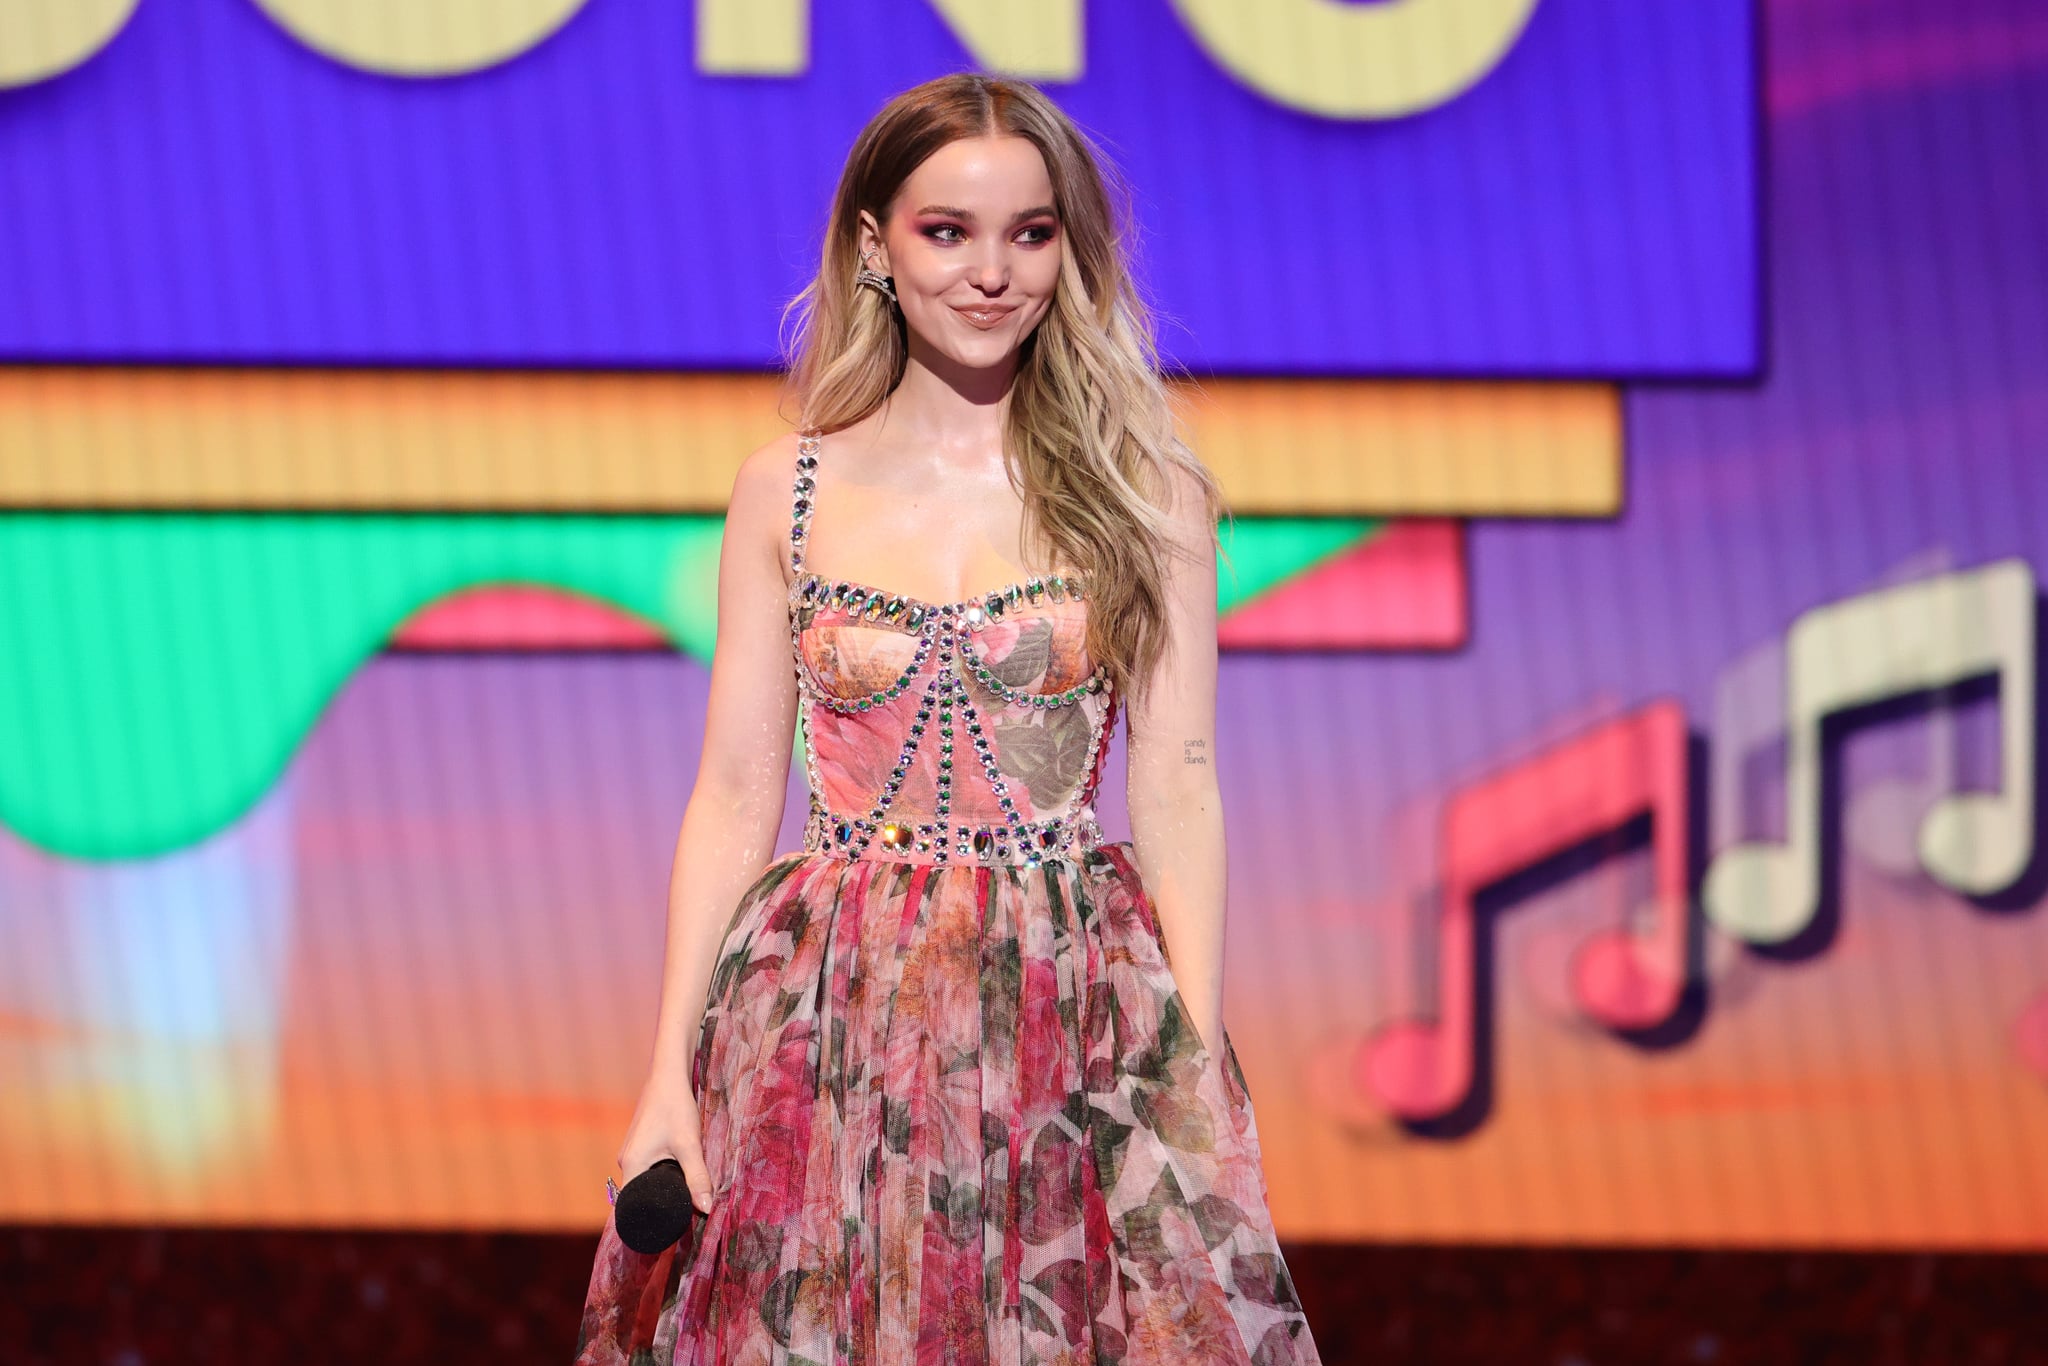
[699,0,1081,80]
[1169,0,1541,118]
[251,0,593,77]
[0,0,139,88]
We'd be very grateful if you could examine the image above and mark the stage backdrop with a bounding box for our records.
[4,0,2046,1248]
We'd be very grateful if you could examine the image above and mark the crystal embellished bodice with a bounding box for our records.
[785,429,1118,867]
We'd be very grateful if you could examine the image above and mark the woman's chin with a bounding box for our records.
[924,334,1025,373]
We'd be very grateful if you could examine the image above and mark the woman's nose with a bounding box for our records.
[970,244,1009,292]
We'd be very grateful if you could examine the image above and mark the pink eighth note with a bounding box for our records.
[1362,701,1691,1121]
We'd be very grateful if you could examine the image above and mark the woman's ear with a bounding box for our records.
[856,210,888,275]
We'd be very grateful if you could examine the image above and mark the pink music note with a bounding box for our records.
[1362,701,1691,1121]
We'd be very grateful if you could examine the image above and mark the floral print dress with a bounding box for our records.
[575,432,1320,1366]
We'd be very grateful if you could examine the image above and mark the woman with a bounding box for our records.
[576,72,1320,1365]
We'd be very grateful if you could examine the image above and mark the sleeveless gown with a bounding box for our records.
[575,430,1320,1365]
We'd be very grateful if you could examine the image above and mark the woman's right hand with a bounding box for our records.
[614,1067,714,1215]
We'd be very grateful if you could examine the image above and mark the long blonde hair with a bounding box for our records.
[781,72,1223,708]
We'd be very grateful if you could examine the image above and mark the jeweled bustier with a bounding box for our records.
[785,429,1118,868]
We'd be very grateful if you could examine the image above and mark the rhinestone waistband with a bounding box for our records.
[801,805,1107,869]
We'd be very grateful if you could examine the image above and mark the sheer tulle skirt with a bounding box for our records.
[575,842,1319,1366]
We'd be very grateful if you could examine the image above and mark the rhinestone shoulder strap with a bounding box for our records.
[788,429,822,577]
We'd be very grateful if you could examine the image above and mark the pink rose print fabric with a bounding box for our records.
[575,848,1320,1365]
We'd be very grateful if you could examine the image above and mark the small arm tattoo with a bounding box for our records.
[1183,738,1208,766]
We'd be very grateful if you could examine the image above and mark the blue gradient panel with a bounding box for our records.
[0,0,1755,376]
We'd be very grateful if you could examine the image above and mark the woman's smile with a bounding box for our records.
[952,302,1019,329]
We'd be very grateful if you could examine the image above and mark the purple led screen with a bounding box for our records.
[0,0,1755,377]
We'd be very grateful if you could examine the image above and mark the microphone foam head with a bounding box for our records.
[614,1157,695,1255]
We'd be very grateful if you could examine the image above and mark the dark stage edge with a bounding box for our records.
[4,1225,2047,1365]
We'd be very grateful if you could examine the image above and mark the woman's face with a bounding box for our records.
[861,135,1062,376]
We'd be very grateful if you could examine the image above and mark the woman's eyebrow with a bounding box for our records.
[913,204,1059,223]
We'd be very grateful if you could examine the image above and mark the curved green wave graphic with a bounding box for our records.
[0,513,1373,860]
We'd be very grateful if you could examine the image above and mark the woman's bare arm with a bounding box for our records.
[1124,462,1228,1056]
[643,433,803,1079]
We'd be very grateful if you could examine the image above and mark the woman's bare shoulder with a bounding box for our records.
[733,428,806,497]
[725,429,807,545]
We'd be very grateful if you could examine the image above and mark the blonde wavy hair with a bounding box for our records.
[780,72,1225,708]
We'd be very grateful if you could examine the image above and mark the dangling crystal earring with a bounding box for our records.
[855,247,897,305]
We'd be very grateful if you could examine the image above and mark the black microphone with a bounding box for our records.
[613,1158,698,1255]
